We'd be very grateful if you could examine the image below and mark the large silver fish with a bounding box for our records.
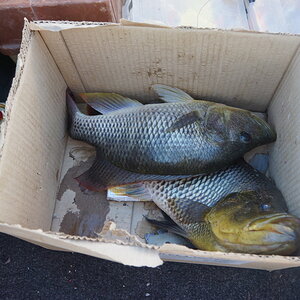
[67,85,276,189]
[111,160,300,255]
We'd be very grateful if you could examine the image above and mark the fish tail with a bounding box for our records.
[66,89,85,140]
[66,89,81,122]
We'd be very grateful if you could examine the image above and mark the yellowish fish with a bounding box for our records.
[111,161,300,255]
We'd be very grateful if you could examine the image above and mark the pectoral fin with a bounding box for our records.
[79,92,143,114]
[167,111,202,132]
[145,196,210,237]
[167,198,210,224]
[152,84,194,103]
[110,183,152,201]
[202,105,229,144]
[145,212,188,238]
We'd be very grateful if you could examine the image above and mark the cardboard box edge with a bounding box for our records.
[29,19,300,38]
[0,223,163,267]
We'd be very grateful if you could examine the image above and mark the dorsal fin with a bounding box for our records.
[152,84,194,103]
[79,92,143,114]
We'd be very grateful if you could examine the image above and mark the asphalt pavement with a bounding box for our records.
[1,232,300,299]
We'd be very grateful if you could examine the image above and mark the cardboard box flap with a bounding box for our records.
[269,46,300,215]
[0,223,162,267]
[0,24,67,230]
[39,30,86,94]
[159,244,300,271]
[2,221,299,270]
[31,21,300,111]
[120,18,172,28]
[29,20,118,32]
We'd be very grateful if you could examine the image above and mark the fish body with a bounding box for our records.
[68,85,276,177]
[112,160,286,216]
[70,101,218,175]
[111,161,300,255]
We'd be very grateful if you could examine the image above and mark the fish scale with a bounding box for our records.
[69,90,276,176]
[141,161,286,229]
[111,162,300,255]
[70,102,218,174]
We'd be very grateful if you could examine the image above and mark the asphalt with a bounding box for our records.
[1,54,300,300]
[1,232,300,299]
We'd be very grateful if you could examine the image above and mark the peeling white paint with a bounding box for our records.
[52,189,79,231]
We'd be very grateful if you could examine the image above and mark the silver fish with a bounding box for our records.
[67,85,276,189]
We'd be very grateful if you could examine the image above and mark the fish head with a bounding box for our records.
[204,191,300,255]
[225,107,276,148]
[205,105,276,150]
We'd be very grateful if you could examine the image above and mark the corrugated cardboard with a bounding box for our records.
[1,19,300,270]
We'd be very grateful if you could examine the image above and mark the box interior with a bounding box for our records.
[1,21,300,269]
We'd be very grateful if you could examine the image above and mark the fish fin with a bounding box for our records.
[167,198,210,224]
[66,89,85,139]
[152,84,194,103]
[145,213,188,238]
[167,111,202,132]
[76,149,193,191]
[66,89,83,120]
[79,92,143,114]
[110,183,152,201]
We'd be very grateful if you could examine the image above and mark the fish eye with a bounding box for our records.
[260,203,271,211]
[240,131,252,143]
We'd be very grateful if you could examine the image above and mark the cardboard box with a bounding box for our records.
[1,19,300,270]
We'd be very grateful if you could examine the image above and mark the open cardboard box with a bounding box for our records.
[1,19,300,270]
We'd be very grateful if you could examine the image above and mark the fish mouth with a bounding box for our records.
[214,214,300,255]
[247,213,300,241]
[252,115,277,143]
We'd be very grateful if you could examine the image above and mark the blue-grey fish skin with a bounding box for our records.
[143,161,287,224]
[69,99,275,175]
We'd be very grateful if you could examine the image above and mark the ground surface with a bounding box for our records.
[0,233,300,299]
